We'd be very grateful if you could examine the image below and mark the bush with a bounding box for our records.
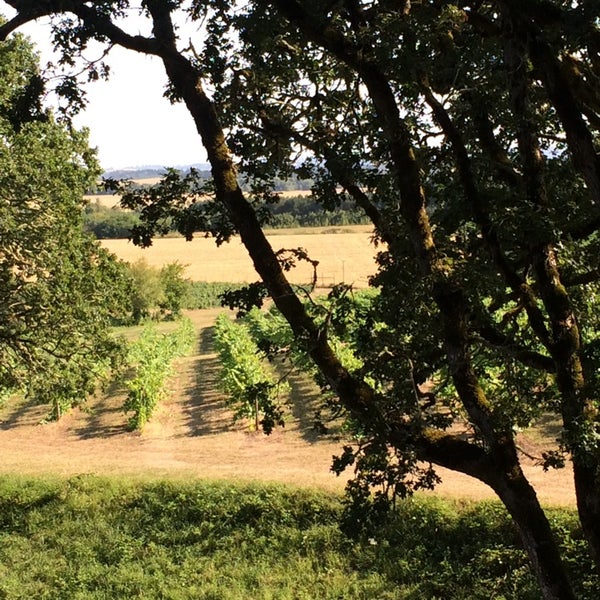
[83,202,140,238]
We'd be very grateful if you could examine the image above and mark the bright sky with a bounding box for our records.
[6,13,209,170]
[71,46,209,170]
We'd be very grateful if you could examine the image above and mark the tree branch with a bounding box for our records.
[563,267,600,288]
[252,110,390,242]
[473,322,556,372]
[421,75,552,351]
[0,1,162,56]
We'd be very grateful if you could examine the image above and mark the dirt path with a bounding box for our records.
[0,309,576,506]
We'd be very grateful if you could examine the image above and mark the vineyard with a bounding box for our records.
[124,319,195,430]
[0,309,348,489]
[0,308,577,506]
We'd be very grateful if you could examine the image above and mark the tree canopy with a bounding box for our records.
[0,25,130,419]
[1,2,600,597]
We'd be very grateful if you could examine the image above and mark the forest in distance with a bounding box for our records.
[83,188,371,238]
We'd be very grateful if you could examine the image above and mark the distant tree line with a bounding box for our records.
[84,194,369,239]
[89,170,313,195]
[267,195,370,228]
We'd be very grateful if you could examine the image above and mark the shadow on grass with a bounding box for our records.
[0,395,44,430]
[274,361,344,444]
[179,325,239,437]
[72,380,131,439]
[530,412,563,440]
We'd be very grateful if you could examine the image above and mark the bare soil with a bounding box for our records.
[0,309,575,506]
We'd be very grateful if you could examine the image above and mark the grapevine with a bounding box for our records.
[123,318,194,430]
[213,313,288,433]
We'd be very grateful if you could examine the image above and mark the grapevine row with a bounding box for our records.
[123,318,195,430]
[213,313,288,434]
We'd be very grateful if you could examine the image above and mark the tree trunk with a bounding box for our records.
[492,469,576,600]
[573,461,600,571]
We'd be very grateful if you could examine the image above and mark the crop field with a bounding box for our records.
[101,225,378,286]
[85,187,312,208]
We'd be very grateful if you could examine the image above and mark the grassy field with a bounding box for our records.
[101,226,377,287]
[0,475,596,599]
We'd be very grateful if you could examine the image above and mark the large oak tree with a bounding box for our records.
[2,2,600,598]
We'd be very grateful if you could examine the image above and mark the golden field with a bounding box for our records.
[85,187,312,208]
[101,225,379,287]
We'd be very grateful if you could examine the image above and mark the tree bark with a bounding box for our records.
[503,14,600,574]
[491,467,577,600]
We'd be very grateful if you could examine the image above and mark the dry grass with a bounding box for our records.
[0,309,577,505]
[85,194,122,208]
[85,185,314,209]
[102,227,378,287]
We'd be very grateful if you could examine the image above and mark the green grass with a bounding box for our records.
[0,475,597,599]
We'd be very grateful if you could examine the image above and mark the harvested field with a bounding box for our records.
[85,187,313,208]
[102,226,377,287]
[85,193,122,208]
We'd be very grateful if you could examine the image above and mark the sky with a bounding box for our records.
[10,14,209,171]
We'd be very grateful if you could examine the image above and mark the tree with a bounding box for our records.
[127,259,165,323]
[0,25,130,419]
[124,259,189,323]
[2,2,600,597]
[159,261,188,319]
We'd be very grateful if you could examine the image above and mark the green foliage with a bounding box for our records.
[84,192,368,239]
[123,318,195,430]
[124,258,245,321]
[266,195,370,228]
[110,168,236,247]
[82,201,140,239]
[0,29,46,131]
[184,281,247,310]
[159,262,188,318]
[213,313,288,433]
[126,259,165,324]
[7,0,600,592]
[219,282,269,316]
[0,475,596,599]
[242,291,380,432]
[0,31,130,420]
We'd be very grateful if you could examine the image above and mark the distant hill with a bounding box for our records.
[101,165,314,193]
[103,164,211,180]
